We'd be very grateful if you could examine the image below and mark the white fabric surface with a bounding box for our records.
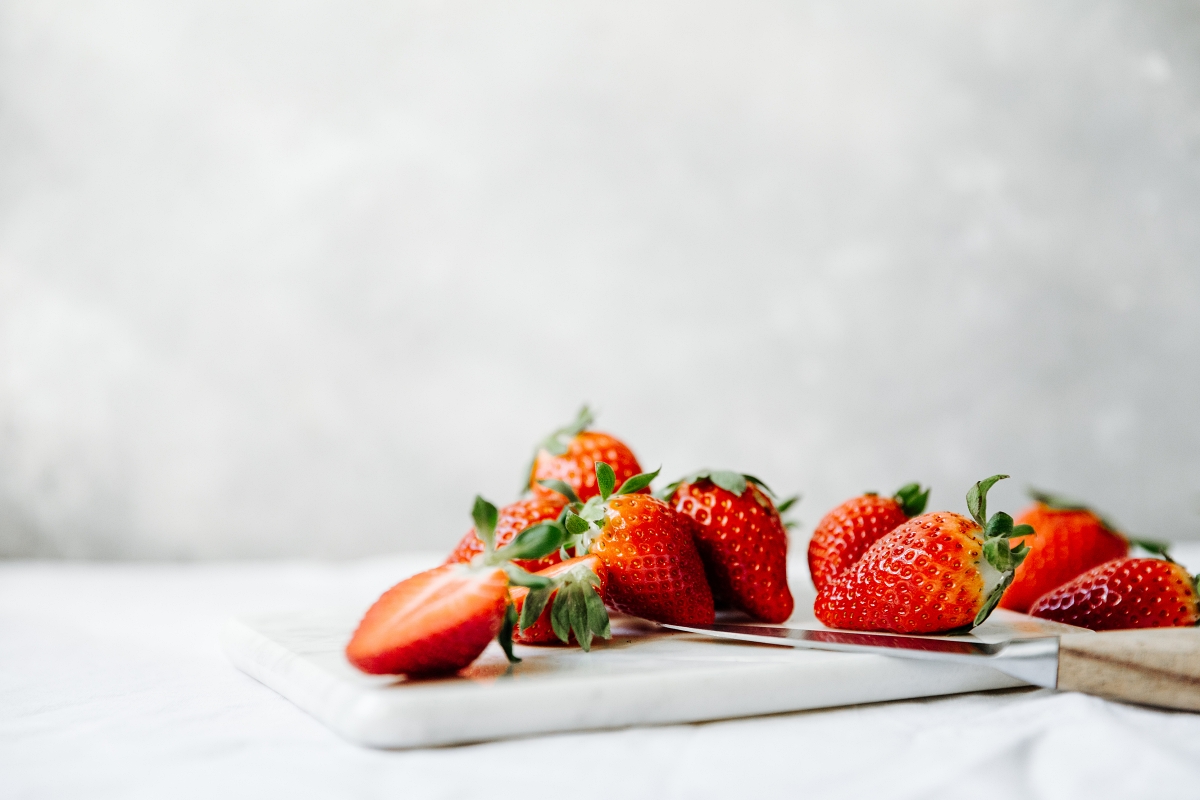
[5,548,1200,800]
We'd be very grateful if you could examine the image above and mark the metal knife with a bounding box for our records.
[663,621,1200,712]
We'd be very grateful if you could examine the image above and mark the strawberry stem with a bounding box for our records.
[596,462,616,500]
[537,479,580,504]
[615,466,660,495]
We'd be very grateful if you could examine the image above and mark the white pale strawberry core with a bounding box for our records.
[977,552,1004,606]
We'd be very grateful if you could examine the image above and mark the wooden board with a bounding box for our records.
[221,608,1080,749]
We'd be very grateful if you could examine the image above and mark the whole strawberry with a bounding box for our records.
[998,490,1131,613]
[807,483,930,592]
[662,470,795,623]
[510,555,611,649]
[527,406,642,502]
[565,462,715,625]
[1029,557,1200,631]
[347,496,570,676]
[445,489,569,572]
[814,475,1031,634]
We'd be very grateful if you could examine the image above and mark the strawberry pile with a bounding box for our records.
[809,479,1199,634]
[346,408,797,677]
[347,409,1199,677]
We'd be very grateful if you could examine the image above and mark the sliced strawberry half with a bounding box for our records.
[346,495,577,676]
[346,563,510,676]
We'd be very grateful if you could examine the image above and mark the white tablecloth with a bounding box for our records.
[5,548,1200,800]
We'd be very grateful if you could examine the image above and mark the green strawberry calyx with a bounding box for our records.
[538,405,594,457]
[518,559,612,652]
[656,469,800,525]
[894,483,931,517]
[467,495,574,663]
[557,462,662,555]
[968,475,1034,628]
[521,405,595,495]
[657,469,774,500]
[1028,487,1173,561]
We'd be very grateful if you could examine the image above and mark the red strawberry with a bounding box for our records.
[807,483,930,592]
[347,496,572,676]
[527,406,642,502]
[346,563,510,676]
[662,470,795,623]
[564,462,715,625]
[510,555,610,648]
[445,490,568,572]
[998,490,1131,613]
[814,475,1031,634]
[1029,557,1200,631]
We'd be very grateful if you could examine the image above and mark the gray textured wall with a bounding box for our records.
[2,1,1199,558]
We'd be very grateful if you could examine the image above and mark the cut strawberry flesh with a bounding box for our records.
[346,564,509,676]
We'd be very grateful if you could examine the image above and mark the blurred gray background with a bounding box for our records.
[1,0,1198,559]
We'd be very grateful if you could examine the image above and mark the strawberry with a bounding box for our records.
[346,563,510,676]
[510,555,611,648]
[998,490,1132,613]
[807,483,930,592]
[661,470,795,623]
[564,462,715,625]
[347,496,570,676]
[445,489,569,572]
[527,406,643,502]
[1029,557,1200,631]
[814,475,1031,634]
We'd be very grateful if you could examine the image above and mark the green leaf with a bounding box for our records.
[616,466,661,496]
[775,494,800,515]
[579,500,607,526]
[538,406,594,457]
[708,470,748,496]
[1010,524,1035,539]
[1029,488,1126,534]
[471,496,499,552]
[519,587,552,633]
[595,462,616,500]
[655,481,681,502]
[1129,538,1173,561]
[1010,540,1031,563]
[966,474,1009,527]
[496,521,569,562]
[973,574,1014,628]
[1028,488,1090,511]
[564,512,592,536]
[583,581,611,644]
[498,603,521,664]
[503,563,555,590]
[894,483,930,517]
[983,536,1014,573]
[743,474,775,497]
[984,511,1014,540]
[537,479,580,504]
[550,591,571,643]
[568,588,588,651]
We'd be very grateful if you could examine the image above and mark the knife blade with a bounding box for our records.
[662,621,1200,711]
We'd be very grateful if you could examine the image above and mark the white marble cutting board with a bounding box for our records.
[221,607,1080,749]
